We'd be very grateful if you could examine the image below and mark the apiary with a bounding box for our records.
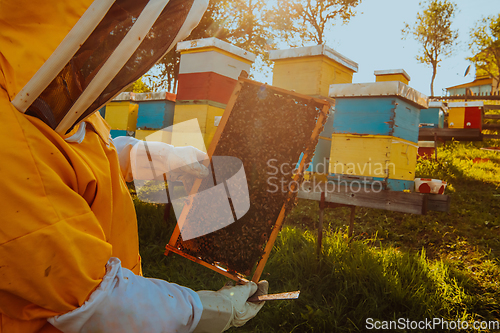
[135,92,176,130]
[374,69,411,85]
[447,101,483,129]
[103,100,138,131]
[420,101,445,128]
[166,77,330,281]
[269,44,358,98]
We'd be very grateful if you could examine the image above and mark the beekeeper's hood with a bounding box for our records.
[0,0,208,134]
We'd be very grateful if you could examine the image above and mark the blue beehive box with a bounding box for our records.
[420,101,445,128]
[328,81,428,143]
[110,130,129,139]
[135,92,176,130]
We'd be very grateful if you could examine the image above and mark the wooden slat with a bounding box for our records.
[418,128,483,141]
[427,194,451,213]
[484,114,500,119]
[297,182,428,215]
[484,105,500,111]
[432,95,500,100]
[483,134,500,140]
[165,245,248,282]
[483,123,500,130]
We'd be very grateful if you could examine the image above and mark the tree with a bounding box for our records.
[144,0,226,92]
[124,77,151,93]
[467,14,500,93]
[267,0,361,47]
[146,0,274,92]
[216,0,273,57]
[402,0,458,96]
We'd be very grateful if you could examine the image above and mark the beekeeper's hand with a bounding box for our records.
[113,136,209,182]
[194,280,268,333]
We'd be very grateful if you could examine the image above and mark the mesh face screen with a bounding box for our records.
[79,0,195,126]
[27,0,195,132]
[29,0,148,129]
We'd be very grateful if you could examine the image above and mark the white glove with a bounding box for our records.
[193,281,268,333]
[48,258,203,333]
[113,136,209,183]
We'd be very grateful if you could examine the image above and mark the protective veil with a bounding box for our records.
[0,0,208,332]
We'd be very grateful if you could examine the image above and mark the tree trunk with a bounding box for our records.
[430,63,437,96]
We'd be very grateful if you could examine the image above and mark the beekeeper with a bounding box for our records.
[0,1,267,332]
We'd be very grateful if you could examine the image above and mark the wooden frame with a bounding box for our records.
[165,75,330,282]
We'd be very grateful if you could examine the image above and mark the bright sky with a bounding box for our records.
[254,0,499,97]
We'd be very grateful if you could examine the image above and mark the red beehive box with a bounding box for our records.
[448,101,483,130]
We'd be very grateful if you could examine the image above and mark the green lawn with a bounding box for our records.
[136,140,500,332]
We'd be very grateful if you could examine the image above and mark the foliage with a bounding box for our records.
[467,14,500,92]
[143,1,224,92]
[136,141,500,332]
[124,77,151,93]
[145,0,275,92]
[213,0,274,57]
[402,0,459,96]
[267,0,361,47]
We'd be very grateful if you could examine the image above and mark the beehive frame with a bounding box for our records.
[165,76,330,282]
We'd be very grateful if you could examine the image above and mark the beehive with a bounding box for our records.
[329,134,418,181]
[174,38,256,150]
[447,101,483,129]
[418,141,437,159]
[329,81,427,143]
[166,78,330,281]
[176,38,256,104]
[135,92,176,130]
[374,69,411,85]
[269,45,358,98]
[135,129,171,143]
[328,81,427,191]
[173,101,225,148]
[176,72,240,105]
[104,101,138,131]
[110,130,128,139]
[421,101,445,128]
[270,45,356,178]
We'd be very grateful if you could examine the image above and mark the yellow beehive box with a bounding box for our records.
[447,107,465,128]
[205,106,225,148]
[173,103,225,148]
[269,45,358,97]
[104,101,138,131]
[135,129,172,143]
[374,69,410,85]
[329,134,418,181]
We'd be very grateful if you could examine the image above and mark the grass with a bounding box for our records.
[135,140,500,332]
